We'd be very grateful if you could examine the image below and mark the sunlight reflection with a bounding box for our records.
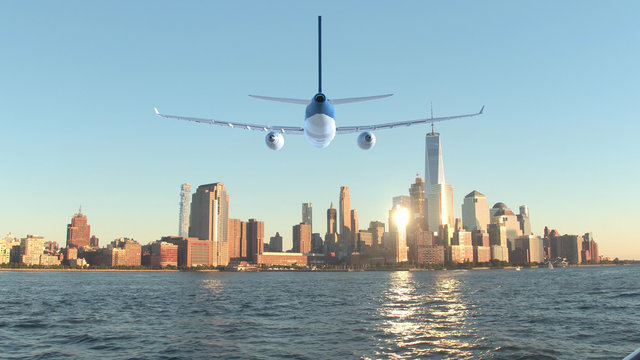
[375,272,474,359]
[201,278,224,295]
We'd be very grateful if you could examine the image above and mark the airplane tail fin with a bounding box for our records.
[318,15,322,93]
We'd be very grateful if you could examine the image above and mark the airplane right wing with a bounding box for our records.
[335,106,484,134]
[154,107,304,134]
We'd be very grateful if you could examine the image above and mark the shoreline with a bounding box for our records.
[0,263,625,273]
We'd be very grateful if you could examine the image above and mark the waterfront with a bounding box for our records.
[1,265,638,359]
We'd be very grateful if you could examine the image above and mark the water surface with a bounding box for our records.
[1,265,638,359]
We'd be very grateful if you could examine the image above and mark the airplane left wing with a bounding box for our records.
[335,106,484,134]
[154,107,304,134]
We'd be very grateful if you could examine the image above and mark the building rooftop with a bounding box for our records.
[493,202,508,209]
[465,190,485,198]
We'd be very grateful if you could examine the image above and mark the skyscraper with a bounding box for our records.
[424,131,454,232]
[246,219,264,263]
[350,209,359,253]
[409,176,425,222]
[326,203,337,235]
[368,221,385,246]
[66,207,90,248]
[179,183,191,237]
[427,184,454,234]
[517,205,531,236]
[302,203,312,232]
[461,190,490,232]
[227,218,246,259]
[325,203,338,255]
[389,205,409,263]
[490,203,521,244]
[269,232,283,252]
[292,223,311,254]
[189,183,229,267]
[339,186,351,257]
[425,132,445,193]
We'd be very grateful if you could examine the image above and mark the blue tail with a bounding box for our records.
[318,16,322,93]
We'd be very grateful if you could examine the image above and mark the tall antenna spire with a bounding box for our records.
[430,101,434,134]
[318,16,322,93]
[78,205,82,215]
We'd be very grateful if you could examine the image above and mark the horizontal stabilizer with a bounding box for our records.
[249,95,310,105]
[329,94,393,105]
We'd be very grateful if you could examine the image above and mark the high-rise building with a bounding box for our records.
[552,235,583,264]
[462,190,490,232]
[89,235,99,248]
[269,232,283,252]
[326,203,337,235]
[425,132,446,192]
[20,235,44,266]
[339,186,351,257]
[409,176,425,224]
[392,196,411,209]
[356,230,373,252]
[66,208,90,248]
[227,218,246,259]
[0,242,9,264]
[350,209,359,253]
[109,238,142,266]
[302,203,313,232]
[311,233,323,253]
[324,233,338,255]
[490,203,521,245]
[179,183,191,237]
[582,232,599,263]
[368,221,385,247]
[488,223,509,262]
[517,205,531,236]
[292,223,311,254]
[424,132,446,226]
[160,236,212,268]
[189,183,229,267]
[150,241,178,269]
[389,205,408,263]
[450,230,473,264]
[246,219,264,263]
[427,184,454,233]
[512,235,544,264]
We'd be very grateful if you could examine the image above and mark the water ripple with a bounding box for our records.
[0,266,638,359]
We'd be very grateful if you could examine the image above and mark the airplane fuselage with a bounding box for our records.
[304,93,336,148]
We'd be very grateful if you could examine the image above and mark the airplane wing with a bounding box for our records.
[248,95,310,105]
[329,94,393,105]
[153,107,304,134]
[335,106,484,134]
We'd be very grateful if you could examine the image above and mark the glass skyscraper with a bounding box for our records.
[179,183,191,237]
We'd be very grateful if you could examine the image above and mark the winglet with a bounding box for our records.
[154,107,160,115]
[479,105,485,114]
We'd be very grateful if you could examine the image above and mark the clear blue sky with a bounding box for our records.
[1,1,639,259]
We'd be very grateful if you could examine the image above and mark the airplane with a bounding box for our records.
[154,16,484,151]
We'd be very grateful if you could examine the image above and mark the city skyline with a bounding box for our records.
[1,2,639,259]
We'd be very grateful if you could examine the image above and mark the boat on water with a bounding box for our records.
[548,262,554,269]
[515,266,522,271]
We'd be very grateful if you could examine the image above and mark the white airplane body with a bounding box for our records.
[155,16,484,150]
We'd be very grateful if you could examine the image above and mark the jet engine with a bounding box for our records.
[265,131,284,150]
[357,131,376,150]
